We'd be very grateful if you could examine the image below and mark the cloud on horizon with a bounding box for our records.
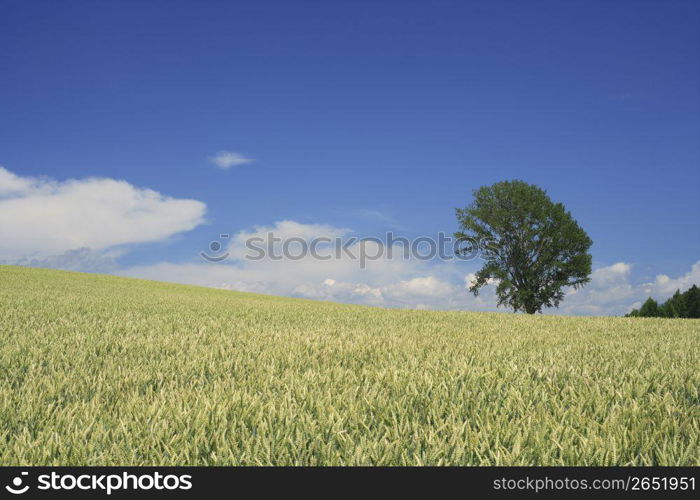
[115,220,700,316]
[17,247,120,274]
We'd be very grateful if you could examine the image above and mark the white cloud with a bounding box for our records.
[0,166,206,260]
[208,151,254,169]
[558,262,637,315]
[591,262,631,286]
[557,261,700,316]
[649,261,700,296]
[387,276,454,298]
[0,167,34,196]
[464,272,500,289]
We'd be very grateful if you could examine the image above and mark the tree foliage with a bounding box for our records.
[638,297,660,318]
[455,180,593,314]
[626,284,700,318]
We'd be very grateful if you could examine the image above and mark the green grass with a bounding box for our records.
[0,265,698,465]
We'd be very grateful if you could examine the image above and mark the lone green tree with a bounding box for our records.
[455,180,593,314]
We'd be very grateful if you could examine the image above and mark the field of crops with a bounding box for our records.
[0,265,697,465]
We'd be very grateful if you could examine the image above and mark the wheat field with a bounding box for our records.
[0,265,697,465]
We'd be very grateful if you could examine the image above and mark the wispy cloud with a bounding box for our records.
[18,248,120,273]
[350,208,406,230]
[353,209,395,224]
[208,151,254,170]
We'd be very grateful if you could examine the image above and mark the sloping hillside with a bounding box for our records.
[0,265,697,465]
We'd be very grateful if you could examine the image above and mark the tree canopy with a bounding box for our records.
[455,180,593,314]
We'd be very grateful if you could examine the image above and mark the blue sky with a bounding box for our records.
[1,0,699,314]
